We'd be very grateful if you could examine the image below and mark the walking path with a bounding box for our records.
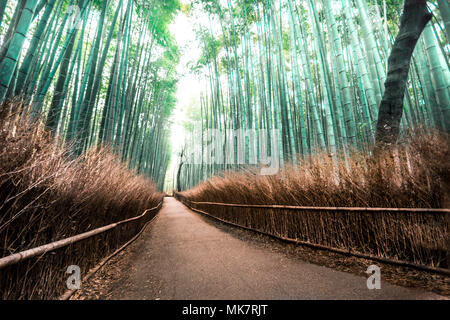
[75,197,445,300]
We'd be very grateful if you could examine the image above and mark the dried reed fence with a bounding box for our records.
[177,132,450,272]
[176,195,449,272]
[0,111,164,299]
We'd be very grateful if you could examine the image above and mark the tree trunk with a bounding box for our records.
[375,0,432,145]
[0,0,7,29]
[176,149,185,192]
[0,0,38,102]
[16,0,57,96]
[45,25,77,132]
[437,0,450,42]
[0,0,26,63]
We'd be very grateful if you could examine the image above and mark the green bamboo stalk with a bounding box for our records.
[0,0,39,102]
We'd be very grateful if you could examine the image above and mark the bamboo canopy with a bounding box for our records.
[177,0,449,191]
[0,0,181,189]
[0,0,448,191]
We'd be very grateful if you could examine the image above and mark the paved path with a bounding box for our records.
[80,197,446,300]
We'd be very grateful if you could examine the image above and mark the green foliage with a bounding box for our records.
[178,0,449,191]
[138,0,181,46]
[0,0,181,188]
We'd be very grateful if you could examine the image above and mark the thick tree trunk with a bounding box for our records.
[375,0,432,145]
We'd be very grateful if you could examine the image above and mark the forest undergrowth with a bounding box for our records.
[0,104,164,299]
[178,131,450,268]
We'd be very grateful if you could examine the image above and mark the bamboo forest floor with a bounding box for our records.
[72,197,448,300]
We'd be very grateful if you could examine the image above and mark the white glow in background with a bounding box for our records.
[165,1,205,190]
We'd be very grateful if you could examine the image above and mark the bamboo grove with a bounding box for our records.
[0,0,180,190]
[177,0,450,191]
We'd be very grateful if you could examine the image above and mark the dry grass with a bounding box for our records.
[0,111,163,299]
[178,132,450,269]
